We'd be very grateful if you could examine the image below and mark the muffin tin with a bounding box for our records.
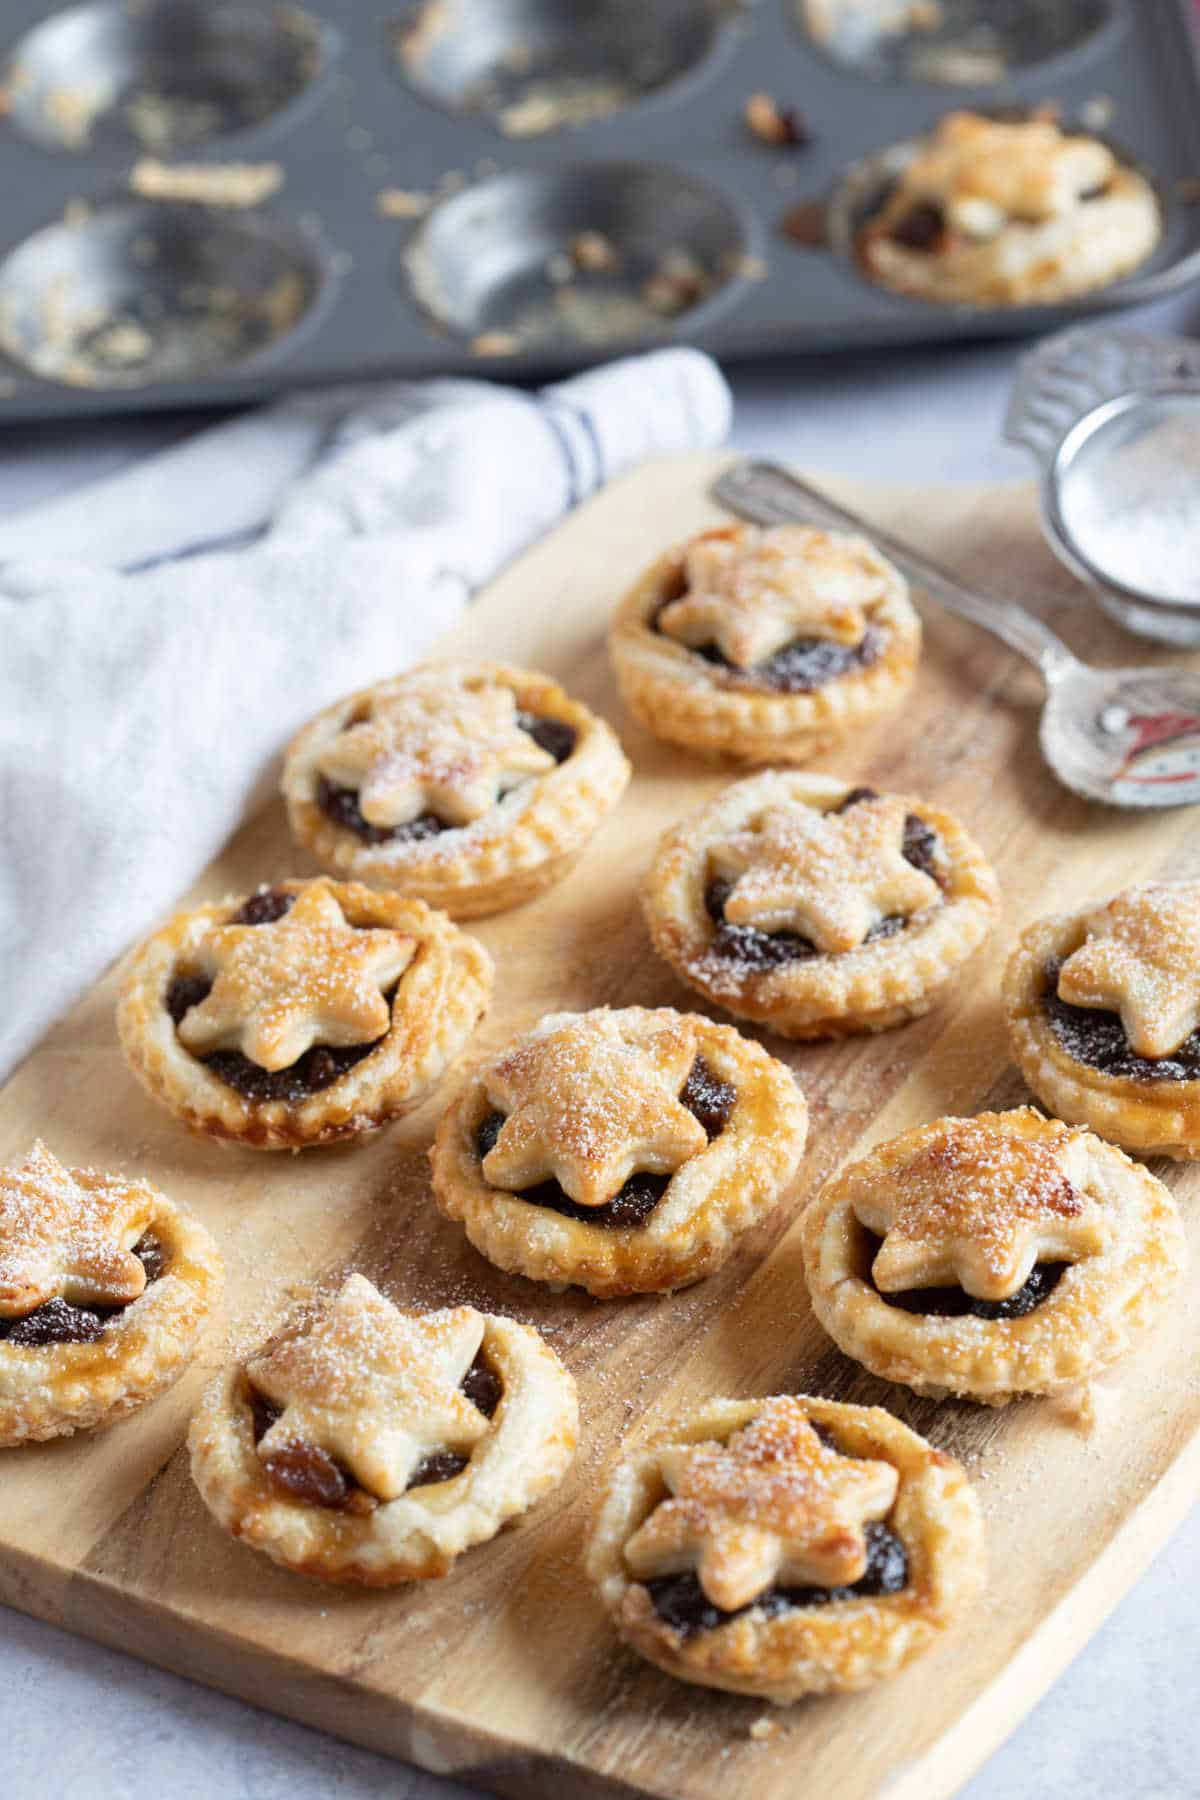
[0,0,1198,420]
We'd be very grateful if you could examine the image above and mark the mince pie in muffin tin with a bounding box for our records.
[1006,881,1200,1160]
[282,660,631,917]
[587,1393,983,1701]
[859,110,1161,308]
[189,1273,577,1584]
[802,1108,1185,1404]
[0,1141,222,1445]
[643,771,998,1039]
[118,876,492,1150]
[430,1005,807,1297]
[608,523,921,763]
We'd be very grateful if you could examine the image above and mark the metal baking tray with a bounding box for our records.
[0,0,1198,421]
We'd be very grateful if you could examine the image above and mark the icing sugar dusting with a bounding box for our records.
[854,1114,1108,1300]
[0,1140,154,1315]
[1058,404,1200,606]
[482,1010,706,1206]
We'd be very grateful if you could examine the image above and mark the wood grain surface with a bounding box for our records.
[2,450,1198,1800]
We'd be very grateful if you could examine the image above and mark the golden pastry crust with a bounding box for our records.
[118,877,492,1151]
[608,525,920,764]
[0,1143,222,1446]
[429,1006,808,1298]
[282,661,631,918]
[642,771,998,1039]
[586,1394,984,1702]
[859,111,1161,307]
[189,1283,578,1585]
[1005,890,1200,1159]
[802,1108,1186,1403]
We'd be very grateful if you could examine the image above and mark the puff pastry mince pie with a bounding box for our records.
[282,661,631,917]
[859,110,1161,307]
[189,1273,577,1583]
[586,1393,983,1701]
[0,1141,222,1445]
[608,523,920,763]
[802,1108,1185,1403]
[643,771,997,1039]
[118,877,492,1150]
[430,1005,807,1297]
[1006,882,1200,1159]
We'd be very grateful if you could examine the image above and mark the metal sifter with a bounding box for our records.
[1006,326,1200,648]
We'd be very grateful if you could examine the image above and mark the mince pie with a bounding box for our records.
[802,1108,1185,1404]
[430,1005,807,1298]
[118,877,492,1150]
[0,1141,222,1445]
[859,110,1160,307]
[282,661,631,917]
[608,523,920,763]
[643,771,997,1039]
[586,1393,983,1701]
[1006,881,1200,1159]
[189,1273,577,1583]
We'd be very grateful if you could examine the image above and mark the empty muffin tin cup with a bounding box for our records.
[1,0,327,154]
[797,0,1113,86]
[394,0,726,135]
[0,199,324,389]
[1007,327,1200,647]
[405,163,750,351]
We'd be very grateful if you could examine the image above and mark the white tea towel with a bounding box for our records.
[0,349,731,1083]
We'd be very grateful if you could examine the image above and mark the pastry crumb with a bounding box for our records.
[496,78,629,138]
[570,230,620,273]
[744,92,810,149]
[42,81,109,149]
[1079,94,1114,132]
[779,199,828,249]
[129,158,284,208]
[470,330,520,357]
[642,250,711,316]
[86,320,155,367]
[1047,1377,1121,1436]
[749,1715,782,1741]
[725,252,769,281]
[376,187,431,219]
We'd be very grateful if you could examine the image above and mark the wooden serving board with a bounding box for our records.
[3,450,1199,1800]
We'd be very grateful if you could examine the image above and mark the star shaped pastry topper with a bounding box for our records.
[0,1140,154,1318]
[1056,883,1200,1059]
[247,1275,492,1501]
[656,525,877,670]
[178,884,415,1072]
[623,1397,899,1611]
[317,675,554,830]
[855,1115,1108,1302]
[481,1011,707,1208]
[710,796,940,954]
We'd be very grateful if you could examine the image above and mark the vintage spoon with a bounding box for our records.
[712,459,1200,810]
